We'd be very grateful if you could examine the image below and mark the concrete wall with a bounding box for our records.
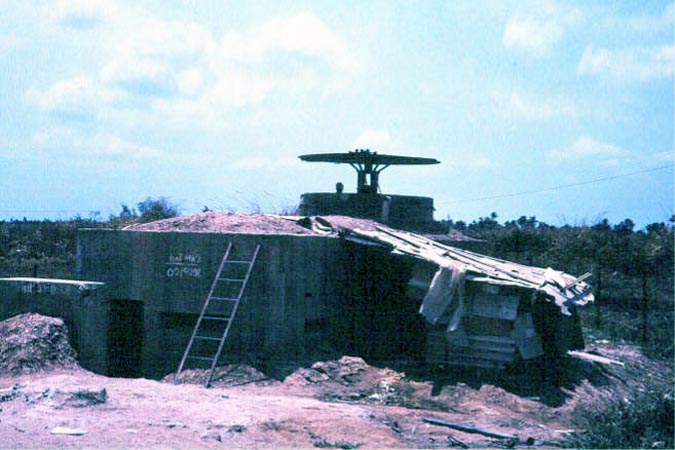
[299,193,435,225]
[77,229,353,378]
[0,278,109,374]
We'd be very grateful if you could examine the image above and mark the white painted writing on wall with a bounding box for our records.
[167,252,202,265]
[21,283,56,295]
[165,251,202,279]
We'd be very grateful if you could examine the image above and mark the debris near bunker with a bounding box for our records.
[0,313,79,376]
[284,356,407,405]
[167,364,277,388]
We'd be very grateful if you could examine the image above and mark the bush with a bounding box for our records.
[566,388,674,449]
[137,197,180,223]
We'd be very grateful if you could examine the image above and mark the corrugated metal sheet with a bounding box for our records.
[286,216,592,370]
[342,226,594,315]
[337,225,591,370]
[427,327,517,369]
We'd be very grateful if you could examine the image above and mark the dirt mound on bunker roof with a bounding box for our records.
[0,313,79,376]
[124,212,387,235]
[125,212,318,234]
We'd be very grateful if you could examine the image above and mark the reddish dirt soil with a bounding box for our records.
[1,366,558,449]
[1,350,670,449]
[124,211,477,244]
[124,212,386,235]
[1,314,672,449]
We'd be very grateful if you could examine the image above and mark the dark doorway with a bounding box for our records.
[108,299,144,377]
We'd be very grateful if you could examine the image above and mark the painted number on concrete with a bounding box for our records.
[21,283,56,295]
[165,251,202,279]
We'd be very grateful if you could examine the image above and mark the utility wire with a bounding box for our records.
[1,164,672,212]
[438,163,674,205]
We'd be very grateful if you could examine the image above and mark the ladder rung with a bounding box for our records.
[210,296,238,302]
[187,356,214,361]
[195,335,221,341]
[175,243,261,388]
[202,315,231,321]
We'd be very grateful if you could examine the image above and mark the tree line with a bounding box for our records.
[0,197,181,279]
[443,212,674,358]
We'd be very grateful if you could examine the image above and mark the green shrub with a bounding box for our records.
[566,388,674,449]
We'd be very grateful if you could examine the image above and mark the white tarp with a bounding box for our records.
[419,264,466,331]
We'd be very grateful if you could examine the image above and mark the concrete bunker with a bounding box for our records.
[0,150,594,381]
[67,212,592,379]
[0,277,107,372]
[0,214,593,380]
[72,215,433,378]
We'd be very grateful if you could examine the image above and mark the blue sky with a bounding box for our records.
[1,0,673,227]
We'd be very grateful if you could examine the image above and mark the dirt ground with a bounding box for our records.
[1,314,672,449]
[0,367,551,449]
[1,350,670,449]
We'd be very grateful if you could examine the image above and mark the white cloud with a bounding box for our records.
[90,134,160,158]
[578,45,675,82]
[653,151,674,163]
[502,1,582,57]
[25,76,123,117]
[29,127,159,160]
[503,18,563,56]
[0,34,28,54]
[211,73,275,108]
[221,12,359,73]
[547,137,631,165]
[175,69,203,97]
[495,90,577,119]
[29,6,360,128]
[351,129,391,149]
[45,0,119,28]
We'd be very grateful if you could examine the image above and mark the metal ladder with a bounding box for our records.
[174,242,261,387]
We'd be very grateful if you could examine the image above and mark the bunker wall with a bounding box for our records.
[0,279,109,374]
[77,229,351,378]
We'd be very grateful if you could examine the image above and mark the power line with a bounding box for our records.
[438,163,674,205]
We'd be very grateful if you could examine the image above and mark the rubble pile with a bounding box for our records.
[285,356,407,404]
[167,364,276,387]
[0,313,78,376]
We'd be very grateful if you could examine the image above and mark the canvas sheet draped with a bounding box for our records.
[419,263,466,332]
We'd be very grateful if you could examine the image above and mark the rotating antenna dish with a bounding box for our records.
[299,149,440,193]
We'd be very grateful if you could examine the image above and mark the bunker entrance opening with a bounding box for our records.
[108,299,144,378]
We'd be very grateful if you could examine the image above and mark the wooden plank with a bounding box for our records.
[422,417,518,441]
[567,350,624,366]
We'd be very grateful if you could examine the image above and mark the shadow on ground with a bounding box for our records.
[385,355,613,408]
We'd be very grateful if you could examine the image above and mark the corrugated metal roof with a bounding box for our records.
[340,225,594,316]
